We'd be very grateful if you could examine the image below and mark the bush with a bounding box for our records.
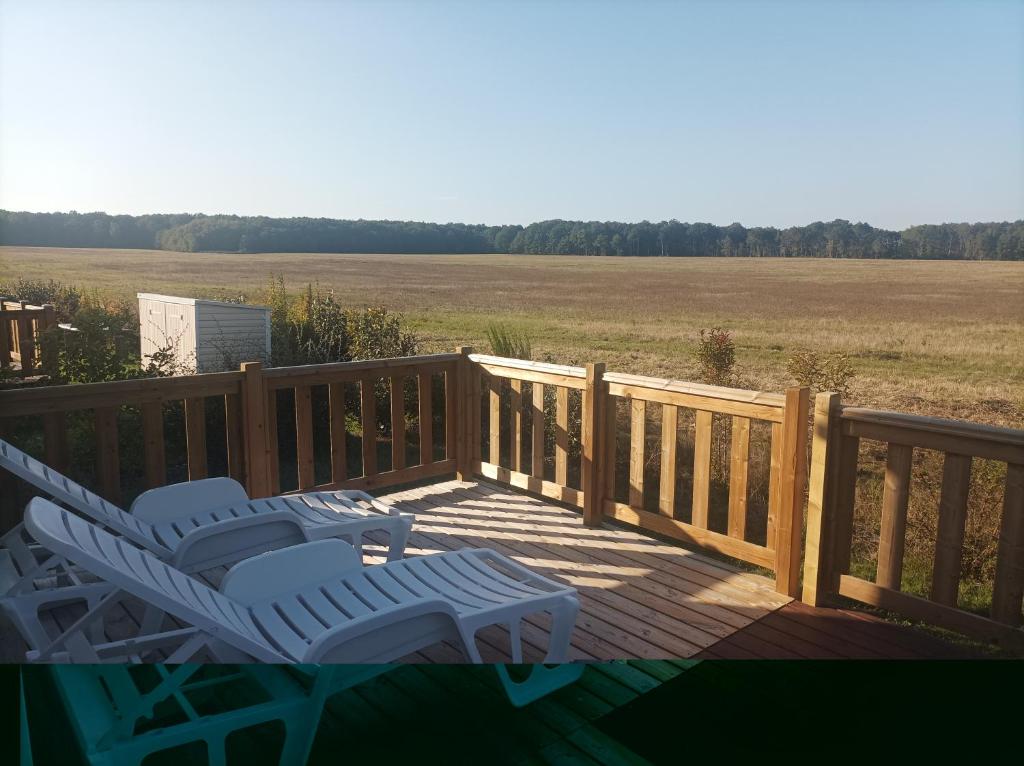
[786,349,856,394]
[39,303,145,383]
[694,328,736,386]
[0,277,81,321]
[486,324,532,360]
[267,276,418,367]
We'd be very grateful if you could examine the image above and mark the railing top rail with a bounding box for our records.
[840,406,1024,449]
[468,354,587,378]
[262,353,461,382]
[0,370,245,416]
[604,371,787,408]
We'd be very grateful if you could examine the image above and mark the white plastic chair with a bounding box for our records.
[22,497,580,666]
[0,438,412,647]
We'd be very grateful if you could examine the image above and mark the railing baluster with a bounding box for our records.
[455,346,474,480]
[361,378,377,477]
[582,362,606,526]
[266,388,280,495]
[531,383,545,478]
[488,375,501,466]
[659,404,678,517]
[43,411,69,474]
[241,361,270,499]
[390,376,406,471]
[728,416,751,539]
[877,443,913,590]
[224,393,245,485]
[555,387,569,486]
[444,367,456,462]
[329,382,347,483]
[294,385,314,490]
[94,406,121,504]
[510,379,522,473]
[420,372,434,466]
[184,397,208,481]
[992,463,1024,626]
[141,401,167,489]
[691,410,712,528]
[766,420,783,548]
[628,398,646,509]
[931,453,972,606]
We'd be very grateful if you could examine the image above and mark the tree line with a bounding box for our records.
[1,210,1021,260]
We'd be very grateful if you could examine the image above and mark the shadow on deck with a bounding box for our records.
[371,479,976,661]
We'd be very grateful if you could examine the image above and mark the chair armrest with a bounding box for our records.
[219,538,362,604]
[301,598,464,663]
[170,511,308,573]
[130,477,250,523]
[327,490,406,517]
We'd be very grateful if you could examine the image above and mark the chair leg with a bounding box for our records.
[509,618,523,664]
[386,521,411,562]
[542,596,579,663]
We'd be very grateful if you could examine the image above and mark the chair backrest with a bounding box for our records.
[24,498,286,662]
[0,438,167,555]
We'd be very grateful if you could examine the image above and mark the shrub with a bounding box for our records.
[486,324,532,360]
[694,328,736,386]
[786,349,856,394]
[39,304,144,383]
[0,277,81,321]
[266,276,418,367]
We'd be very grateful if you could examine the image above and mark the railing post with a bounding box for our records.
[240,361,271,498]
[0,304,10,369]
[774,385,811,597]
[582,362,607,526]
[38,304,57,375]
[17,301,33,373]
[802,391,840,606]
[455,346,475,481]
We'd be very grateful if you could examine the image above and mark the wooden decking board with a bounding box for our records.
[0,478,974,664]
[372,479,788,659]
[450,485,773,627]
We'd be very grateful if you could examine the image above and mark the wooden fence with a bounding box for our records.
[803,393,1024,647]
[465,352,810,596]
[0,301,57,375]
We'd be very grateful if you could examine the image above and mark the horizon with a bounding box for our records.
[1,0,1022,229]
[1,207,1021,232]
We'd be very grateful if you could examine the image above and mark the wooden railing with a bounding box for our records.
[468,352,810,595]
[0,300,57,375]
[803,394,1024,646]
[0,353,461,532]
[5,349,1019,638]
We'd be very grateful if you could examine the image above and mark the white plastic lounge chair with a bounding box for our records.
[0,438,412,650]
[0,438,413,573]
[22,497,580,665]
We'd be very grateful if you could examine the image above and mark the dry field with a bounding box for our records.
[4,246,1021,426]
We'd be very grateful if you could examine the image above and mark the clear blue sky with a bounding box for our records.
[1,0,1021,229]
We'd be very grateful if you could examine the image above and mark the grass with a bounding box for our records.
[3,247,1021,425]
[3,245,1023,628]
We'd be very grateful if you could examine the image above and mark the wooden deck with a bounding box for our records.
[0,478,973,662]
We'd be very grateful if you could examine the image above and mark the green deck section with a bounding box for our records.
[23,662,695,766]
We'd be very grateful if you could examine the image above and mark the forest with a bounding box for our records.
[1,210,1021,260]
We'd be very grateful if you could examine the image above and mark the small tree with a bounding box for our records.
[786,349,856,395]
[694,328,736,386]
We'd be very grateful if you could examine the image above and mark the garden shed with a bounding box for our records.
[137,293,271,374]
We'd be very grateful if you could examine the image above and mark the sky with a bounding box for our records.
[0,0,1021,229]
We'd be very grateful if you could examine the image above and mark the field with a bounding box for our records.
[3,246,1021,426]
